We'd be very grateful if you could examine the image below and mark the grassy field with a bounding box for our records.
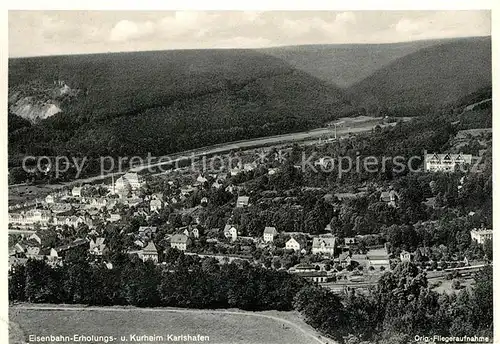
[10,305,331,344]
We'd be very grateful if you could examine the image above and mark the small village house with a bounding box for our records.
[138,226,157,240]
[224,225,238,242]
[142,241,159,263]
[400,250,412,263]
[150,199,162,212]
[285,237,304,252]
[380,189,399,208]
[263,227,278,243]
[170,234,191,251]
[89,237,106,256]
[108,214,121,222]
[71,186,82,197]
[236,196,250,208]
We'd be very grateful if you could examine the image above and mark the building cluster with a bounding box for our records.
[8,145,490,289]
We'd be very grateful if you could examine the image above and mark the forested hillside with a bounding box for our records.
[347,37,491,110]
[8,37,491,165]
[261,39,442,87]
[9,50,351,158]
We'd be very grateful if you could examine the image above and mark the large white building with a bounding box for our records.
[115,172,142,193]
[425,153,473,172]
[9,209,52,228]
[470,228,493,244]
[367,247,391,270]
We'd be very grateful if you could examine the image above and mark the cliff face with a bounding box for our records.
[9,97,62,124]
[8,80,78,124]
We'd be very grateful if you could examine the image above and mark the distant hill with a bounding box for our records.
[8,37,492,161]
[261,39,444,88]
[347,37,491,109]
[8,49,351,158]
[8,49,295,122]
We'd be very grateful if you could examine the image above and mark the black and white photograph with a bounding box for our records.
[5,5,494,344]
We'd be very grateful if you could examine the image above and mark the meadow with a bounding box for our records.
[10,305,330,344]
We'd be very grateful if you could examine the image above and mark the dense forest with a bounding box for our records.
[347,37,491,109]
[8,37,491,180]
[8,49,351,160]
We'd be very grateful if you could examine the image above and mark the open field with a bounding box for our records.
[10,305,334,344]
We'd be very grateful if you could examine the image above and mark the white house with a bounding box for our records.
[380,190,399,208]
[191,228,200,238]
[244,162,257,172]
[108,214,121,222]
[142,241,158,263]
[196,174,208,184]
[285,237,303,252]
[150,199,162,212]
[123,172,142,190]
[400,250,412,263]
[184,227,200,239]
[367,247,391,270]
[89,237,106,256]
[72,186,82,197]
[114,177,131,195]
[225,184,235,193]
[224,225,238,242]
[66,216,85,228]
[312,237,336,255]
[236,196,249,208]
[90,198,107,209]
[45,195,55,204]
[170,234,190,251]
[263,226,278,243]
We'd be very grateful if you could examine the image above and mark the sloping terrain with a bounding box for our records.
[8,49,351,157]
[10,306,329,344]
[261,39,443,88]
[8,37,491,160]
[347,37,491,109]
